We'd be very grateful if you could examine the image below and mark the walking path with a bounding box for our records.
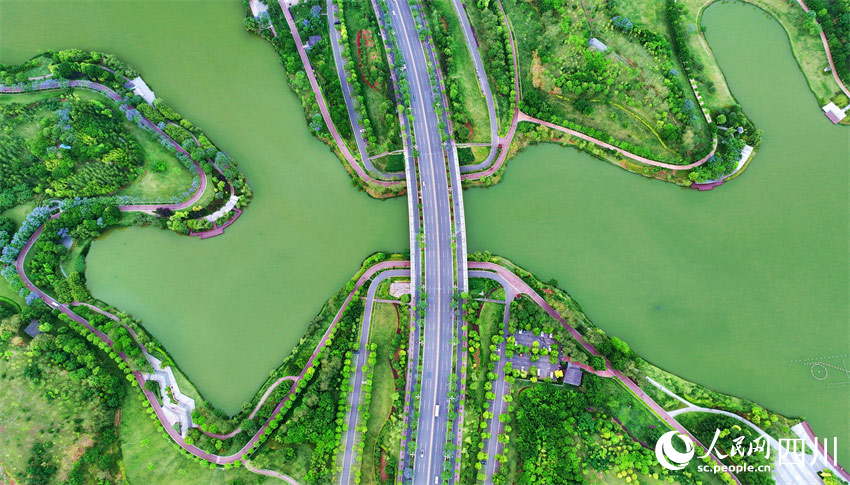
[648,377,850,484]
[796,0,850,100]
[518,112,719,170]
[243,460,299,484]
[0,80,209,214]
[339,268,410,484]
[276,0,397,189]
[467,261,742,484]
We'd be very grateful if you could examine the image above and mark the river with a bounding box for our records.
[1,0,846,448]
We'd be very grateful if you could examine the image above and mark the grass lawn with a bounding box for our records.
[1,202,36,227]
[373,152,405,172]
[0,340,117,482]
[429,0,492,144]
[361,302,401,485]
[119,385,258,484]
[71,91,195,204]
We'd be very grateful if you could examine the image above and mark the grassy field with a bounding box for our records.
[429,0,492,145]
[0,340,116,482]
[72,90,195,204]
[361,302,401,485]
[119,386,258,484]
[500,0,713,162]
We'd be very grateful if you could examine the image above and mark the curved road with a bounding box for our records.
[276,0,399,190]
[448,0,499,173]
[339,269,410,484]
[327,0,405,180]
[13,219,409,469]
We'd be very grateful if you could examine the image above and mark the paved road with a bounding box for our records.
[326,0,404,180]
[448,0,499,173]
[468,270,515,483]
[459,0,520,181]
[339,268,410,485]
[276,0,397,190]
[382,0,463,481]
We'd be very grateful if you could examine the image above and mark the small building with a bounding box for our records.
[128,76,156,104]
[588,37,608,53]
[304,35,322,50]
[564,362,583,386]
[822,102,847,124]
[24,320,42,338]
[58,143,71,150]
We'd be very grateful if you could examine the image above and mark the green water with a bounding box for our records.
[1,0,847,452]
[0,0,408,414]
[465,2,850,450]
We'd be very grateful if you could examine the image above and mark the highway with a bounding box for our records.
[381,0,464,482]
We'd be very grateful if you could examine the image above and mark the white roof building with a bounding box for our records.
[822,102,847,124]
[129,76,156,104]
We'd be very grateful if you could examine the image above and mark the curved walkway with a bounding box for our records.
[339,268,410,485]
[467,261,742,484]
[243,460,298,484]
[518,112,719,170]
[649,377,850,484]
[0,80,209,213]
[276,0,397,189]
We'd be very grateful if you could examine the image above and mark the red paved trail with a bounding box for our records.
[797,0,850,100]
